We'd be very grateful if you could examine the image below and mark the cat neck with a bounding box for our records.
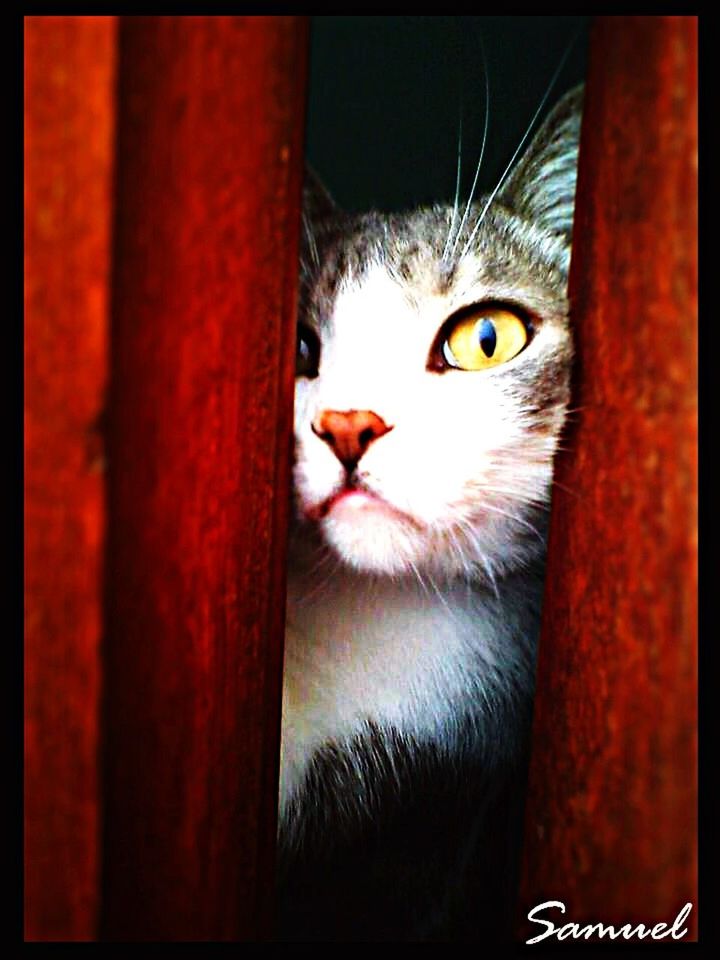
[280,525,543,819]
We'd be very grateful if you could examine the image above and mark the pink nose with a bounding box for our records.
[312,409,393,470]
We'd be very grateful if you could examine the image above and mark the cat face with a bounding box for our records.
[292,87,582,583]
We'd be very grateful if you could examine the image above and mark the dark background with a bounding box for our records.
[305,16,591,213]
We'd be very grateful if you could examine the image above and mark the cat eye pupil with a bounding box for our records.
[477,318,497,357]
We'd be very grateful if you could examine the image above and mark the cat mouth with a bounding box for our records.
[311,482,421,528]
[320,487,379,518]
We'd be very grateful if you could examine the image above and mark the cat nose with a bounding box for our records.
[312,409,393,470]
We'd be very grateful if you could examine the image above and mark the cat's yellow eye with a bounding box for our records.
[440,307,529,371]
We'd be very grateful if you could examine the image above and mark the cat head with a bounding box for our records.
[293,86,583,582]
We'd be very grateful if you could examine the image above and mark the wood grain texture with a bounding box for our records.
[101,16,307,940]
[24,15,117,941]
[519,16,697,942]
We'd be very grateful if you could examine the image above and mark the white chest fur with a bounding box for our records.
[279,557,536,821]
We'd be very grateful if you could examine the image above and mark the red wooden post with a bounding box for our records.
[519,16,697,941]
[24,16,117,941]
[101,17,307,940]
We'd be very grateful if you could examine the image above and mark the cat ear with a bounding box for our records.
[498,84,584,245]
[303,167,338,222]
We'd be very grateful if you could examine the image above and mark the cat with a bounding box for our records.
[276,84,583,941]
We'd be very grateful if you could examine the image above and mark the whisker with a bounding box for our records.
[299,555,343,605]
[446,29,490,263]
[449,516,501,597]
[441,112,464,263]
[550,478,582,500]
[456,26,580,264]
[425,568,457,618]
[468,480,551,511]
[445,528,473,579]
[483,501,545,544]
[478,555,500,600]
[407,557,431,598]
[302,211,320,268]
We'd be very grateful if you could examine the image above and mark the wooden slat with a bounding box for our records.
[24,15,117,941]
[101,16,307,940]
[519,16,697,942]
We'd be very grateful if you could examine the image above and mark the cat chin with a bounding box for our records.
[320,501,427,576]
[317,501,548,583]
